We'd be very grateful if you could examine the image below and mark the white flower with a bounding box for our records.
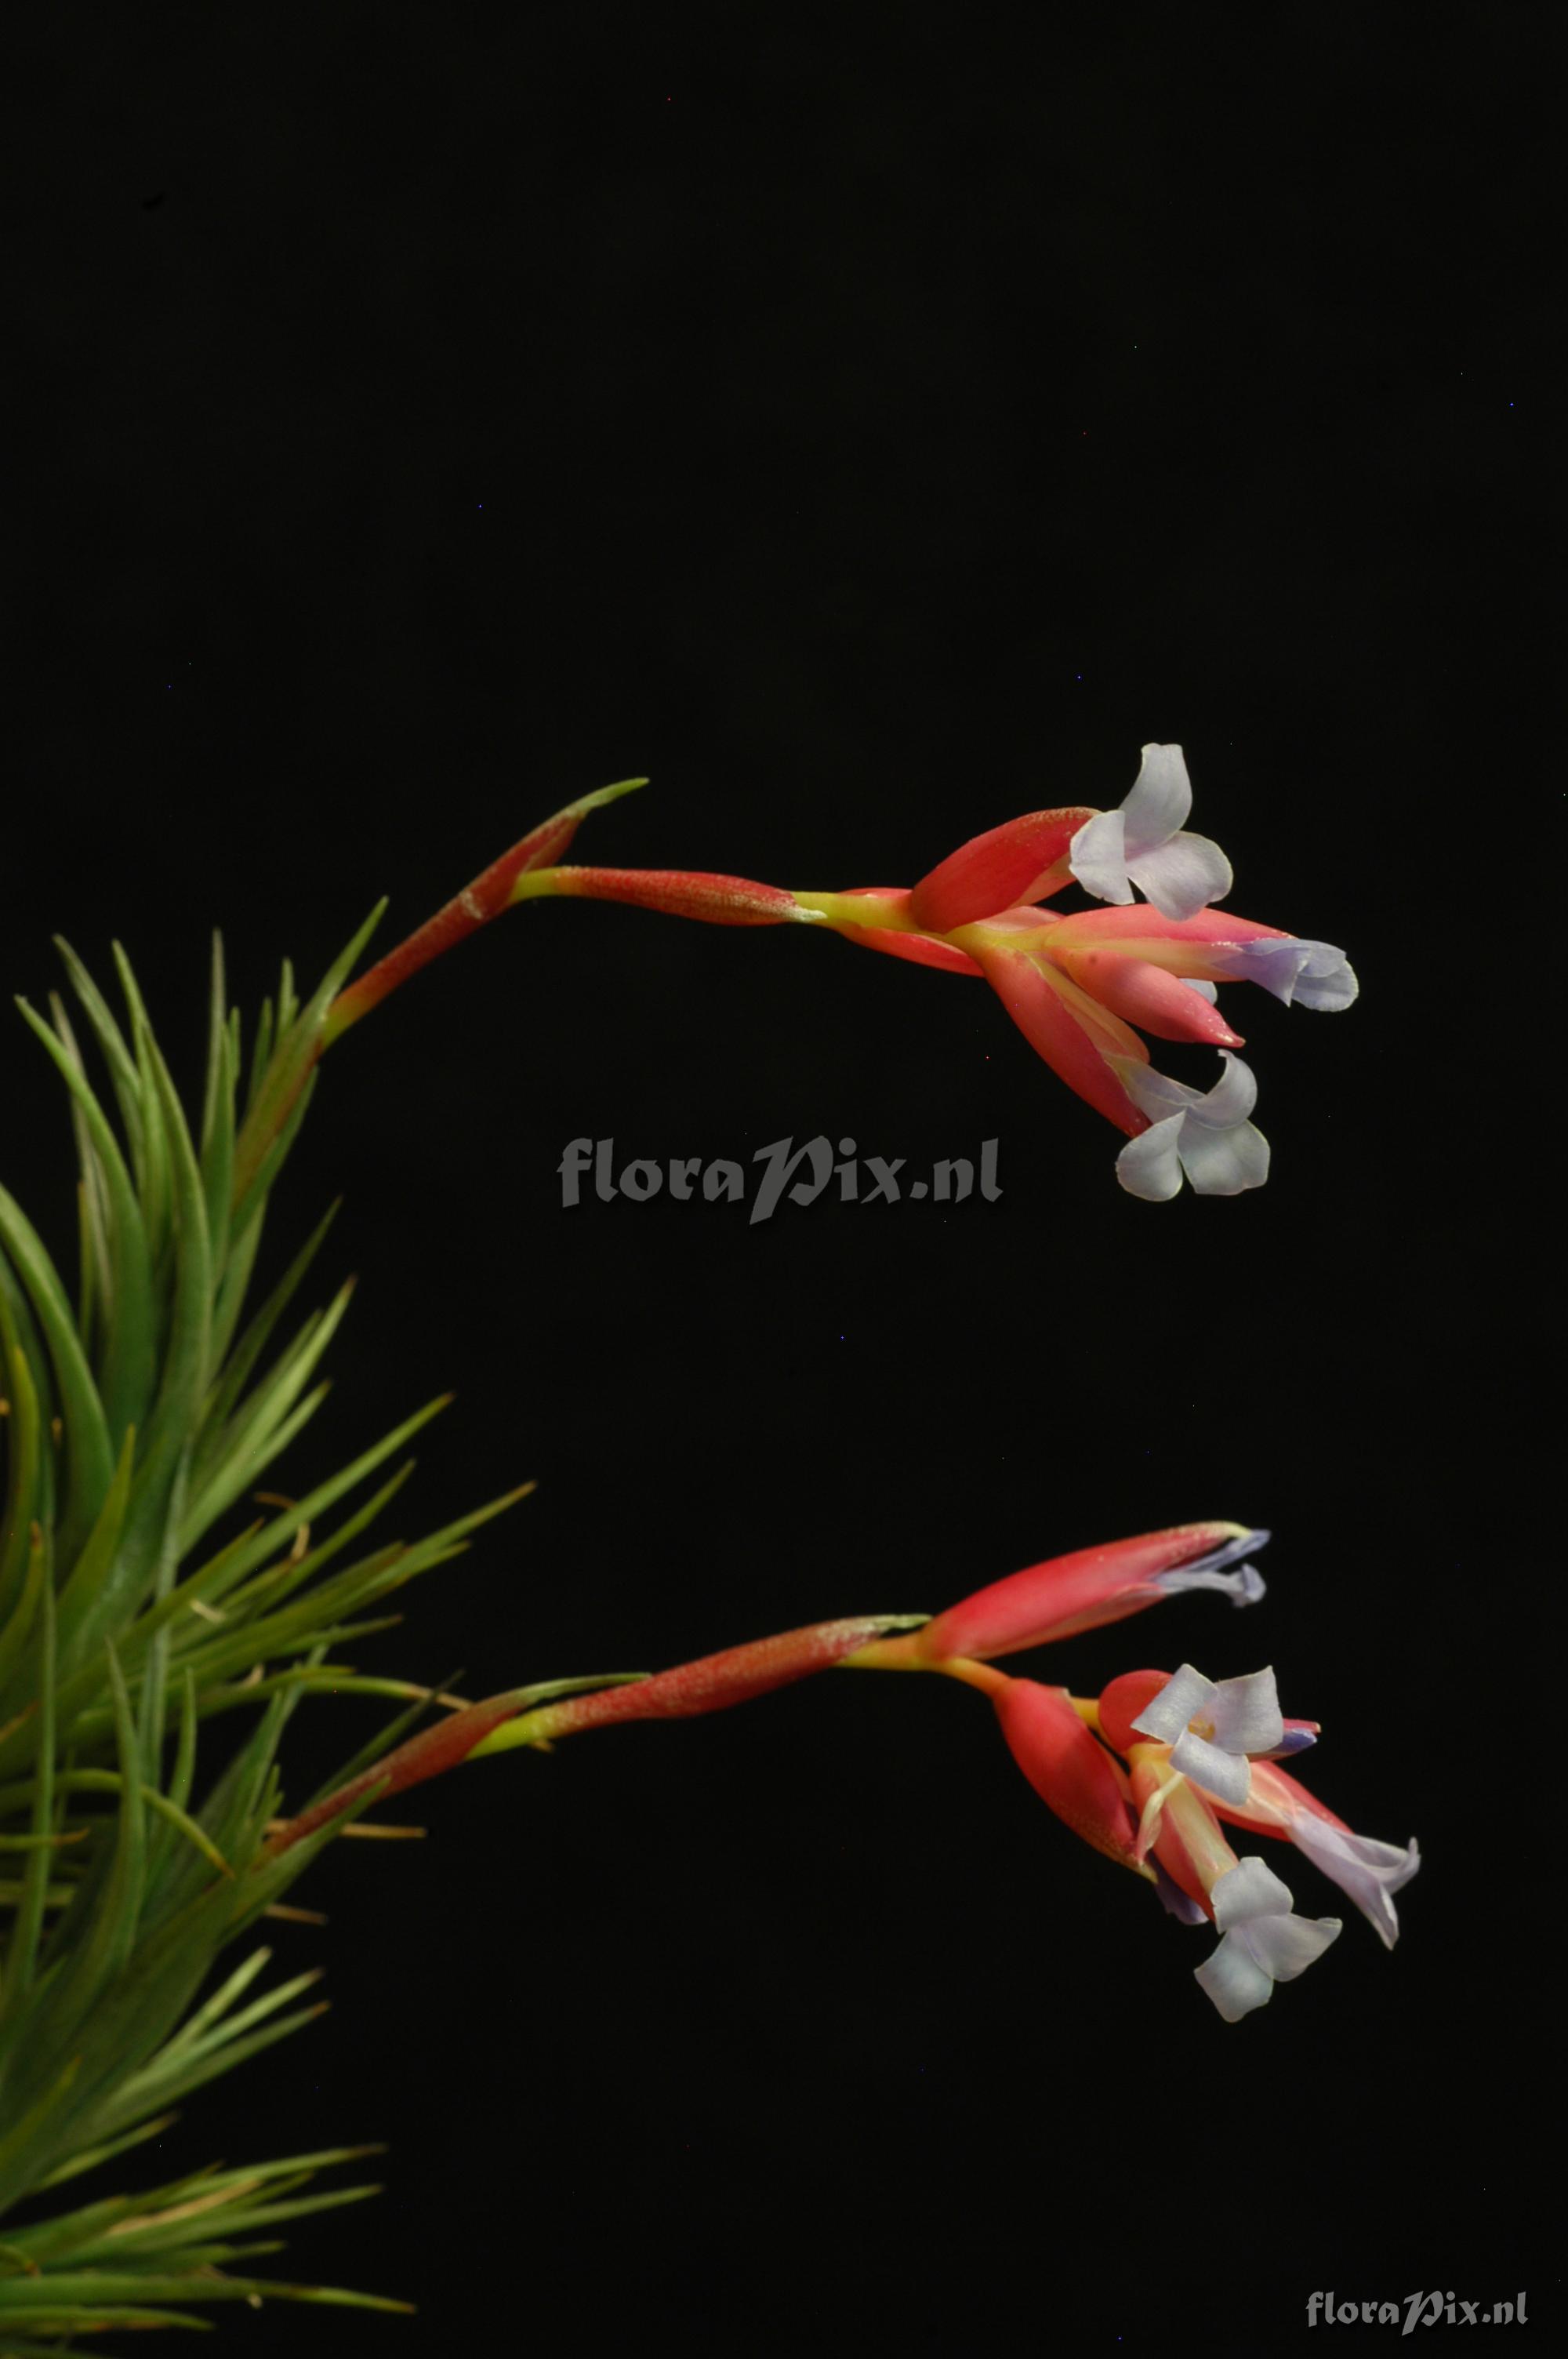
[1206,936,1359,1011]
[1284,1815,1421,1953]
[1194,1856,1342,2021]
[1069,743,1232,921]
[1111,1049,1269,1201]
[1131,1663,1284,1806]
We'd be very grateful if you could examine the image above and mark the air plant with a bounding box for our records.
[0,761,1396,2341]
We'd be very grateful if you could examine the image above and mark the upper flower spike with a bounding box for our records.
[906,1524,1269,1664]
[1067,743,1233,920]
[320,758,1356,1200]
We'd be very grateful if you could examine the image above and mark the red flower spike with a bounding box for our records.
[914,1522,1265,1663]
[967,941,1151,1135]
[1044,905,1294,956]
[325,776,646,1042]
[1049,950,1245,1047]
[832,889,986,976]
[993,1678,1147,1874]
[521,1616,905,1738]
[909,806,1098,932]
[263,1689,532,1856]
[516,864,803,927]
[266,1616,910,1854]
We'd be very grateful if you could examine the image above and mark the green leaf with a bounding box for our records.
[199,1199,340,1456]
[198,936,236,1287]
[0,1360,44,1652]
[13,997,156,1446]
[2,1568,56,1996]
[176,1394,452,1600]
[49,1426,136,1685]
[0,1188,114,1568]
[51,938,143,1166]
[182,1281,356,1552]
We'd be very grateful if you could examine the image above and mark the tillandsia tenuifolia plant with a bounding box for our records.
[0,758,1405,2340]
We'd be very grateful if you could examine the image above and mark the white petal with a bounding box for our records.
[1288,1816,1421,1952]
[1194,1930,1276,2020]
[1180,978,1219,1002]
[1112,1056,1202,1121]
[1208,1667,1283,1757]
[1210,1855,1294,1932]
[1126,829,1234,920]
[1170,1728,1253,1804]
[1238,1910,1342,1980]
[1178,1121,1270,1197]
[1189,1048,1258,1127]
[1131,1663,1214,1744]
[1178,1118,1271,1197]
[1120,743,1193,849]
[1115,1114,1188,1201]
[1067,809,1133,903]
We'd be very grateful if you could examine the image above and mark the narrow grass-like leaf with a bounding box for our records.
[183,1283,355,1550]
[0,1334,46,1632]
[227,1069,319,1259]
[198,936,235,1286]
[39,1650,147,2034]
[0,1489,46,1696]
[212,1458,416,1624]
[50,1427,135,1685]
[34,2109,182,2191]
[165,1668,199,1826]
[15,997,156,1445]
[51,939,143,1163]
[230,903,386,1213]
[0,1190,114,1566]
[196,1198,340,1461]
[178,1395,452,1598]
[0,2264,409,2313]
[111,946,172,1274]
[2,1565,55,1994]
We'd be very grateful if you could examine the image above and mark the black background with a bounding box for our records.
[9,5,1549,2352]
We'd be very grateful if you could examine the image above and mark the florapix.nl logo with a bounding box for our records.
[558,1136,1002,1225]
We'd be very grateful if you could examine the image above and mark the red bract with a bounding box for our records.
[990,1677,1145,1877]
[906,1522,1269,1663]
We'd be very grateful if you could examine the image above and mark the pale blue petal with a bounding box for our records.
[1120,743,1193,847]
[1208,1667,1283,1757]
[1115,1114,1189,1201]
[1240,1911,1342,1981]
[1068,809,1133,903]
[1133,1663,1214,1743]
[1178,1118,1271,1196]
[1289,1818,1421,1952]
[1195,1932,1276,2019]
[1126,828,1234,920]
[1211,1855,1295,1931]
[1171,1729,1253,1804]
